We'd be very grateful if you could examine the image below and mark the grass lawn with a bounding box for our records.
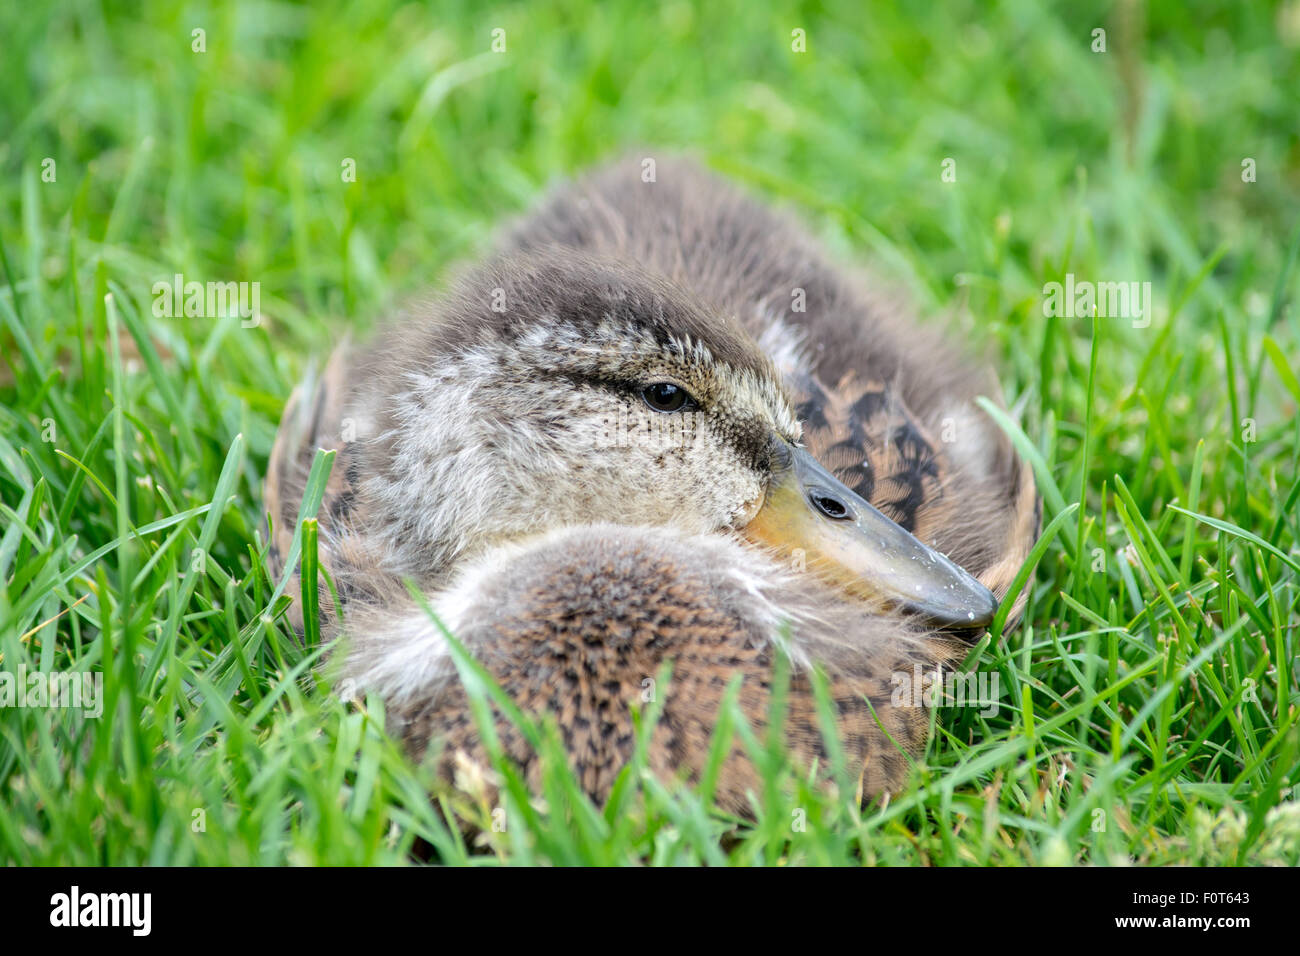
[1,0,1298,865]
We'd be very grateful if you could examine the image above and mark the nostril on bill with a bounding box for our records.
[810,492,850,520]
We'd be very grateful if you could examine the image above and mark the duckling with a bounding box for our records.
[264,156,1039,812]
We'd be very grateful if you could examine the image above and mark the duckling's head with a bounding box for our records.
[346,250,996,627]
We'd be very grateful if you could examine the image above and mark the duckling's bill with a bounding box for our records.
[743,444,1000,628]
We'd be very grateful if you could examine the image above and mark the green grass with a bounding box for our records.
[2,0,1298,865]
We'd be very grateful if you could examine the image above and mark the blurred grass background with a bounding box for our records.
[1,0,1298,864]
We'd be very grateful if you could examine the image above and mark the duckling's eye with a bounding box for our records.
[641,382,694,413]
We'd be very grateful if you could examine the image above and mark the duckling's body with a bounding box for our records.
[266,157,1038,810]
